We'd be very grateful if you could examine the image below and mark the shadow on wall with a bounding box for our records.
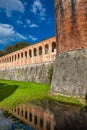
[0,83,18,102]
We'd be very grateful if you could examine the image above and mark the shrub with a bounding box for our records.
[85,93,87,103]
[47,66,53,83]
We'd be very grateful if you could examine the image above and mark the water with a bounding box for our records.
[0,110,34,130]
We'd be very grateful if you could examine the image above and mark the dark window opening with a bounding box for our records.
[18,108,20,115]
[39,46,42,55]
[21,52,23,58]
[18,54,20,59]
[46,121,50,130]
[29,113,32,122]
[25,51,27,58]
[40,118,43,128]
[29,50,32,57]
[15,55,16,61]
[34,48,37,56]
[52,42,56,52]
[45,44,49,54]
[34,115,37,125]
[21,110,23,116]
[25,110,27,119]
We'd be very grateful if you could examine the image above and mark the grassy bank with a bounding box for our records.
[0,80,84,110]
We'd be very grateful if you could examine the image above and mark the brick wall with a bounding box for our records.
[55,0,87,54]
[0,37,56,69]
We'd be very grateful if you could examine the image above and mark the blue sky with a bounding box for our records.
[0,0,55,50]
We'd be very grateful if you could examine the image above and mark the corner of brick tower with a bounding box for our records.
[51,0,87,96]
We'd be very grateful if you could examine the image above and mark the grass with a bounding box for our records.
[0,79,84,110]
[0,79,50,109]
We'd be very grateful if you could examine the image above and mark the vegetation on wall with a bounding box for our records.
[0,42,30,57]
[47,65,53,83]
[85,93,87,103]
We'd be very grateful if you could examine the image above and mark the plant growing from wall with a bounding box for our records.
[47,65,53,83]
[85,93,87,103]
[85,93,87,111]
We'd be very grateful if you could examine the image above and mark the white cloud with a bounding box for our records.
[26,19,31,25]
[0,0,25,17]
[31,0,46,20]
[29,24,38,28]
[26,19,38,28]
[17,20,23,25]
[0,23,27,45]
[28,35,38,41]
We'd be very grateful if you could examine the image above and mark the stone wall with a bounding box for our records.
[0,62,54,84]
[51,49,87,96]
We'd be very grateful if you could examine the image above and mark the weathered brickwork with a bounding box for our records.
[55,0,87,54]
[0,37,56,69]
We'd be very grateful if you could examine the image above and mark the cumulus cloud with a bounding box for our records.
[0,0,25,17]
[31,0,46,20]
[28,35,38,41]
[0,23,27,45]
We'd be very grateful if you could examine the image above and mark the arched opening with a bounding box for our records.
[25,51,27,58]
[21,110,23,116]
[52,42,56,52]
[45,44,49,54]
[21,52,23,58]
[29,50,32,57]
[46,121,50,130]
[10,57,11,62]
[18,53,20,59]
[29,113,32,122]
[39,46,42,55]
[12,55,14,61]
[15,55,16,61]
[34,115,37,125]
[40,118,44,128]
[25,110,27,119]
[34,48,37,56]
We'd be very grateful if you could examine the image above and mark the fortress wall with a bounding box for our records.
[0,37,56,83]
[55,0,87,54]
[0,37,56,69]
[51,0,87,96]
[0,62,54,83]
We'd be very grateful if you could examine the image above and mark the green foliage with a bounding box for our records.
[85,93,87,103]
[0,42,30,57]
[48,66,53,83]
[0,50,5,57]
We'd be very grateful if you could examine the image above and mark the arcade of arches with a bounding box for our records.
[0,37,56,69]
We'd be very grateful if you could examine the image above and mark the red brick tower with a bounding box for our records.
[51,0,87,96]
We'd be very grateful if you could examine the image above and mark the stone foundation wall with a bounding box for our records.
[51,49,87,96]
[0,62,54,84]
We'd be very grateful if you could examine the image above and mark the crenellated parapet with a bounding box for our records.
[0,37,56,69]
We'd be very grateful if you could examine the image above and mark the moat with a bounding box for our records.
[0,110,34,130]
[1,100,87,130]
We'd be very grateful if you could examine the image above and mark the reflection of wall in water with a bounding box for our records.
[11,104,55,130]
